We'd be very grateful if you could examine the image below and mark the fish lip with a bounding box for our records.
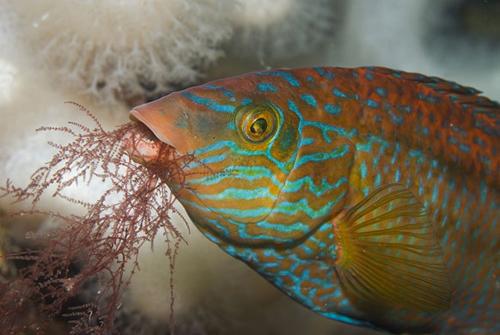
[122,122,163,164]
[125,111,183,167]
[129,109,177,150]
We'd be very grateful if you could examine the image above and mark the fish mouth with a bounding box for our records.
[126,98,193,155]
[124,103,188,167]
[129,108,177,150]
[123,119,169,164]
[124,99,191,164]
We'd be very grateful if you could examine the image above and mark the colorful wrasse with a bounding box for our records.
[125,67,499,334]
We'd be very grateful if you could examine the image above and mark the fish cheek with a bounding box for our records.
[189,112,232,148]
[270,119,299,167]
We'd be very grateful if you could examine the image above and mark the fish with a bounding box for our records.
[125,67,499,334]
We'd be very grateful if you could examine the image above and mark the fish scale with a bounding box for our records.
[127,67,499,334]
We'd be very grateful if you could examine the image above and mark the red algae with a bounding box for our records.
[0,102,196,334]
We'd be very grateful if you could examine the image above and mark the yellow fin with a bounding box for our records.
[334,184,451,316]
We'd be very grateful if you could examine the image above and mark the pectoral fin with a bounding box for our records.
[334,184,451,316]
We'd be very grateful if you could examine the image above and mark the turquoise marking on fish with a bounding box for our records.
[324,103,341,115]
[192,140,293,173]
[282,192,344,215]
[301,94,318,107]
[282,176,348,197]
[366,99,379,108]
[241,97,253,105]
[375,87,387,97]
[333,88,348,98]
[182,91,235,113]
[257,82,278,93]
[259,70,301,87]
[196,187,277,201]
[313,67,335,80]
[295,144,349,167]
[388,109,404,125]
[256,221,310,233]
[186,166,279,186]
[205,84,236,100]
[360,161,367,179]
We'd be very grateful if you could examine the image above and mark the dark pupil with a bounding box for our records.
[250,118,267,135]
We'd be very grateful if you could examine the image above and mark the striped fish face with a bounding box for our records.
[130,70,352,246]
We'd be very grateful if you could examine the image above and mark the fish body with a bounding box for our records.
[127,67,499,334]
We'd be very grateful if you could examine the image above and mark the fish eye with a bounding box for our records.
[250,118,267,135]
[235,103,278,143]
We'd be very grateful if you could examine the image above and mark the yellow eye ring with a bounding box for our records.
[235,104,278,143]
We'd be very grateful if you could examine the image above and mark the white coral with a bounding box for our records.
[5,0,233,105]
[228,0,343,64]
[0,6,127,212]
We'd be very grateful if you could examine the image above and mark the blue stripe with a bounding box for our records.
[189,165,347,198]
[204,84,236,100]
[189,191,345,220]
[324,103,341,115]
[304,120,357,141]
[319,312,374,328]
[375,87,387,97]
[333,88,348,98]
[458,143,471,153]
[182,91,235,113]
[257,82,278,92]
[187,165,280,186]
[205,218,231,236]
[313,67,335,80]
[388,110,404,125]
[301,94,318,107]
[360,161,367,179]
[296,144,349,167]
[366,99,379,108]
[273,191,346,219]
[182,201,291,242]
[259,70,300,87]
[241,97,253,106]
[355,135,389,152]
[480,180,488,203]
[417,92,440,104]
[394,169,401,182]
[192,140,290,172]
[256,221,309,233]
[196,187,276,201]
[283,176,347,197]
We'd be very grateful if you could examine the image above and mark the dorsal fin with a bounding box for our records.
[333,184,451,328]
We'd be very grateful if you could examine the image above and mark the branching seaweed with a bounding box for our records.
[0,102,195,334]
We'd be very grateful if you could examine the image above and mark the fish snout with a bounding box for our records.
[129,97,192,155]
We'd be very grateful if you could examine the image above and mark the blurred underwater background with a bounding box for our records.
[0,0,498,334]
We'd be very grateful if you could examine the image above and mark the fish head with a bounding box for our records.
[126,70,352,247]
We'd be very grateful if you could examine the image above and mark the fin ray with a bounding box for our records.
[334,184,451,317]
